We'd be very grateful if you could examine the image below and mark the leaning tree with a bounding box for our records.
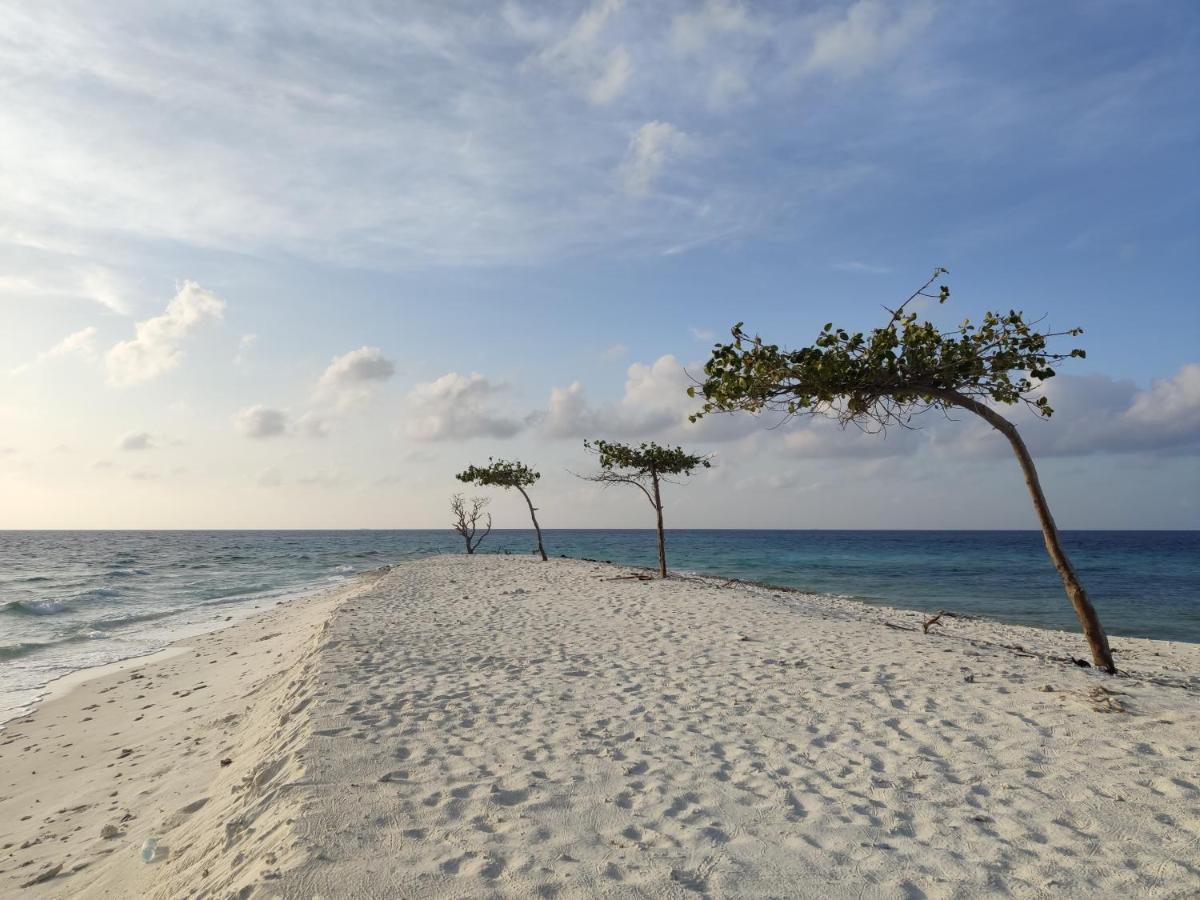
[457,458,548,561]
[579,439,710,579]
[688,268,1115,673]
[450,493,492,555]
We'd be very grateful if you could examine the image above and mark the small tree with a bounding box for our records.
[450,493,492,555]
[578,439,710,579]
[457,458,548,561]
[689,268,1116,672]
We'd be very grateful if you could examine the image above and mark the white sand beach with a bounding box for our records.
[2,555,1198,898]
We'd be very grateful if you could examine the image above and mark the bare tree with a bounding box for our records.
[457,458,548,560]
[451,494,492,555]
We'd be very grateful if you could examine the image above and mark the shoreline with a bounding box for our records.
[5,549,1197,728]
[3,549,1195,738]
[0,574,372,730]
[571,555,1200,654]
[2,531,1194,726]
[0,570,383,896]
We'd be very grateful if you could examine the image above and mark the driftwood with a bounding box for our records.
[604,573,654,582]
[922,609,961,634]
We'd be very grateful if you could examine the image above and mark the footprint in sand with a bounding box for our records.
[490,784,529,806]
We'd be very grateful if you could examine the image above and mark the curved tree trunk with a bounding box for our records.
[517,486,548,561]
[651,472,667,578]
[937,389,1115,672]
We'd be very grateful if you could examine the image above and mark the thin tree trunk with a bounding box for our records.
[517,486,548,561]
[937,389,1115,672]
[651,472,667,578]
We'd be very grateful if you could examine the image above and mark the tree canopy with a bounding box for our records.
[584,440,711,480]
[689,268,1086,429]
[456,458,540,490]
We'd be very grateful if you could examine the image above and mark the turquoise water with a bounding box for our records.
[1,530,1196,722]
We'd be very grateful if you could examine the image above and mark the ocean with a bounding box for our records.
[1,529,1196,724]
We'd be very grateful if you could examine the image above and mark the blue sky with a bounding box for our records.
[2,0,1197,529]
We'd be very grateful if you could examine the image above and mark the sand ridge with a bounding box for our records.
[2,555,1198,898]
[281,556,1199,898]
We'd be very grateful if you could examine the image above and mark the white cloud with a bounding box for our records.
[118,431,154,451]
[588,46,633,105]
[541,0,625,63]
[621,122,687,194]
[804,0,936,78]
[0,267,130,316]
[317,346,396,406]
[234,405,289,439]
[542,354,756,442]
[1124,363,1200,436]
[530,0,633,106]
[105,282,225,386]
[501,2,555,42]
[689,327,715,342]
[297,412,330,438]
[0,1,920,271]
[543,381,603,438]
[708,65,750,109]
[1028,365,1200,456]
[405,372,525,441]
[10,326,98,375]
[80,267,131,315]
[669,1,761,110]
[48,326,99,360]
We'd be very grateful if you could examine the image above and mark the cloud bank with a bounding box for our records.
[536,356,1200,461]
[0,0,943,271]
[770,365,1200,460]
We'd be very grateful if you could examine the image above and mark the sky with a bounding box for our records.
[2,0,1198,530]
